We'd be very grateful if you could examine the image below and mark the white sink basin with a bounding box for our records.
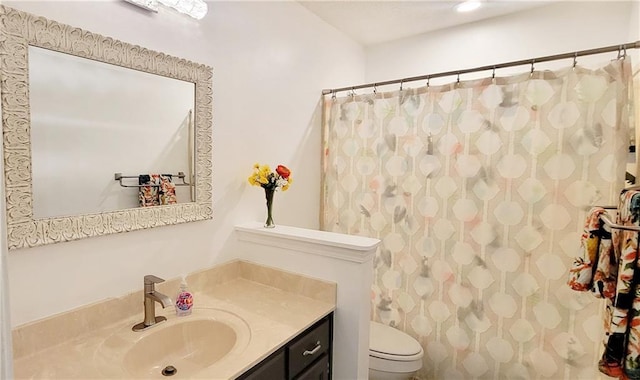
[96,308,251,379]
[124,319,237,377]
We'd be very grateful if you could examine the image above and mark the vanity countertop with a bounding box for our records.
[12,260,336,379]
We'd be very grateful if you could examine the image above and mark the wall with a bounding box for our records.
[4,0,364,327]
[234,222,380,379]
[366,1,637,86]
[632,1,640,43]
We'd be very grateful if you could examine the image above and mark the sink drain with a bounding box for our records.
[161,365,177,376]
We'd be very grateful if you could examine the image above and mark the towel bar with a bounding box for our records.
[114,172,192,188]
[600,214,640,232]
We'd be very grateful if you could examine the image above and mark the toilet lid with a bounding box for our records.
[370,321,422,358]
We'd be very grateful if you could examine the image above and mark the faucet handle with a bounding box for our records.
[144,275,165,285]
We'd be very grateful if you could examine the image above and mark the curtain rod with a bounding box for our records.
[321,40,640,96]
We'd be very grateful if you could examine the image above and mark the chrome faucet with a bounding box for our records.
[132,275,173,331]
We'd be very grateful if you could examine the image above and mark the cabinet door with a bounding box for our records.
[239,350,286,380]
[293,353,329,380]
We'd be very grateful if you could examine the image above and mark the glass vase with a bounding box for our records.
[264,188,275,228]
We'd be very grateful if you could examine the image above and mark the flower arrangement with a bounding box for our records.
[248,163,292,228]
[248,163,292,191]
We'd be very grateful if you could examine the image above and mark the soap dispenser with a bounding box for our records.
[175,277,193,317]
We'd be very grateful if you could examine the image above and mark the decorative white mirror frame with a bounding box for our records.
[0,5,213,249]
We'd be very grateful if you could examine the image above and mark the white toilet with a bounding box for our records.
[369,321,424,380]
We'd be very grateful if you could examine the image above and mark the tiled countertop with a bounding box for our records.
[12,260,336,379]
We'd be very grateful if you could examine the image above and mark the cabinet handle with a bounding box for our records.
[303,341,322,356]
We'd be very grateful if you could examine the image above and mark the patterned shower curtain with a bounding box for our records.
[321,59,634,379]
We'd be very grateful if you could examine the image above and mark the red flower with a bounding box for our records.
[276,165,291,179]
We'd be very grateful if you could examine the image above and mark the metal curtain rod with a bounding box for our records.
[321,40,640,95]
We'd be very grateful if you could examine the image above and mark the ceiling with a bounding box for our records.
[298,0,553,46]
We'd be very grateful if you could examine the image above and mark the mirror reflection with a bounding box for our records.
[28,46,195,219]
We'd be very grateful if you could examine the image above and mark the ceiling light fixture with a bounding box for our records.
[455,0,482,13]
[125,0,158,12]
[124,0,208,20]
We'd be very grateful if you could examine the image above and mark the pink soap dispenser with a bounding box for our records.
[175,277,193,317]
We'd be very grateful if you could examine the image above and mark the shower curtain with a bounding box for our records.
[321,59,634,379]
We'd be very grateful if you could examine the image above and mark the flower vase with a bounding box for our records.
[264,188,275,228]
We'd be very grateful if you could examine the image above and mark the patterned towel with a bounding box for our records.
[592,214,617,300]
[138,174,160,207]
[159,174,177,205]
[568,207,607,292]
[138,174,177,207]
[600,190,640,379]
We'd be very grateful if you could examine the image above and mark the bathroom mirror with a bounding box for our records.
[0,5,213,249]
[29,46,196,218]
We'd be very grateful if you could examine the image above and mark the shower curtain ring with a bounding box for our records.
[426,76,430,88]
[373,84,377,94]
[331,90,336,100]
[400,80,404,91]
[623,45,627,59]
[350,87,356,97]
[530,60,535,77]
[491,67,496,81]
[573,52,578,69]
[456,73,460,84]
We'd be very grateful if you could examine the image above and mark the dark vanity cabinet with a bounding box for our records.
[238,313,333,380]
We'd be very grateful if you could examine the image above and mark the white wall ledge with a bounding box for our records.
[235,222,380,263]
[234,221,380,379]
